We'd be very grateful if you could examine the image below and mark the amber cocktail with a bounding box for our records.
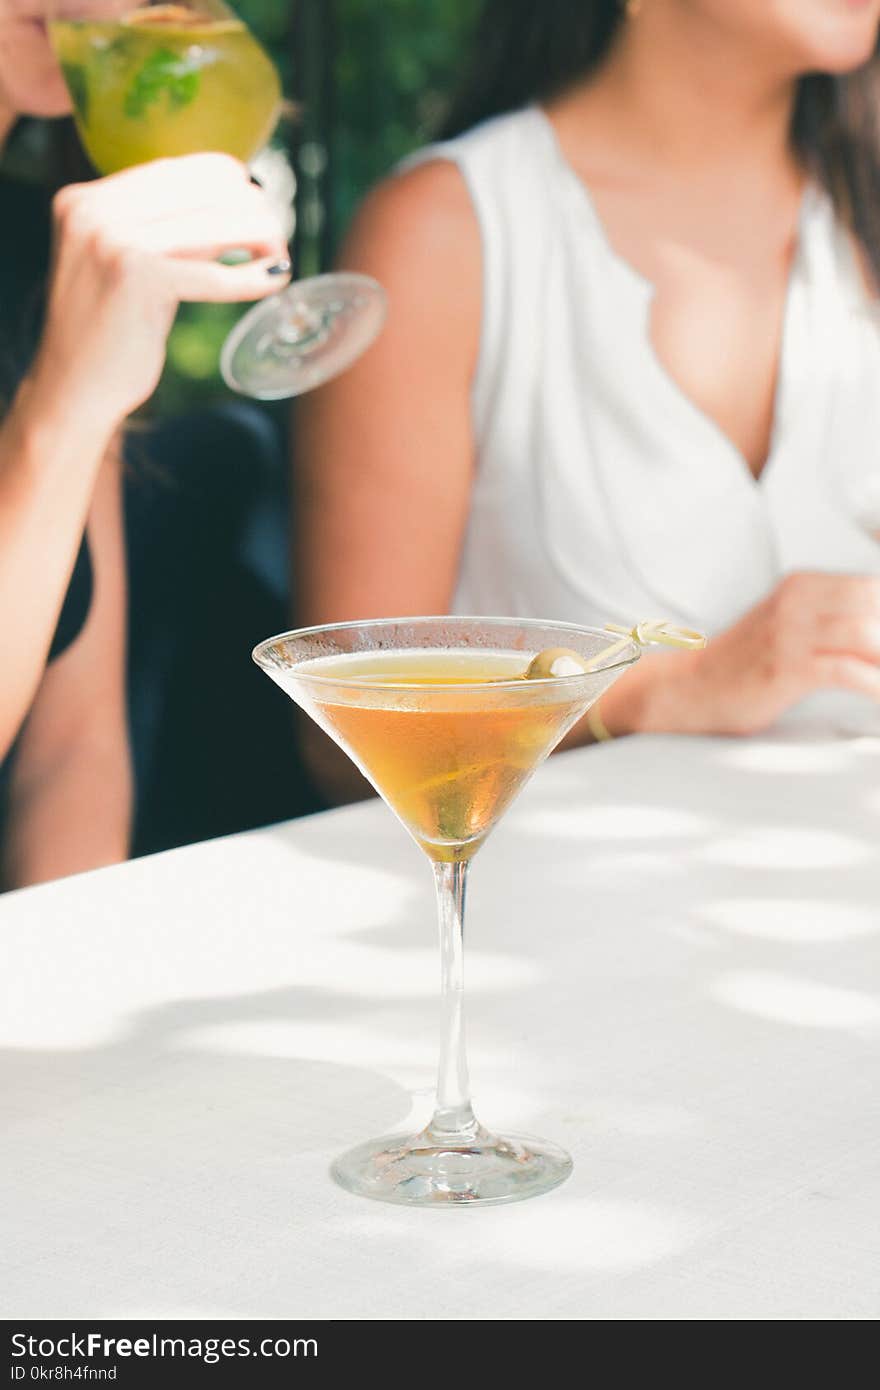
[254,617,640,1206]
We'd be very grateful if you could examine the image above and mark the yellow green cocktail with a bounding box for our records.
[49,3,280,173]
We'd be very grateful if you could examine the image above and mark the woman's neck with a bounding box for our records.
[558,4,800,190]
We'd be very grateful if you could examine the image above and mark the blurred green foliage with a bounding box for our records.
[158,0,478,414]
[332,0,478,235]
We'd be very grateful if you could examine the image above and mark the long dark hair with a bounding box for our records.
[441,0,880,286]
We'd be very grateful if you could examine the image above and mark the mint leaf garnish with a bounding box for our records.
[124,47,201,119]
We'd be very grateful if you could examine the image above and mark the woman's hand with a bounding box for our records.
[31,153,290,429]
[604,573,880,737]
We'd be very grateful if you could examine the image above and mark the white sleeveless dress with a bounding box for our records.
[407,106,880,640]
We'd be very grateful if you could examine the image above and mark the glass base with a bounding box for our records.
[331,1124,573,1207]
[221,272,387,399]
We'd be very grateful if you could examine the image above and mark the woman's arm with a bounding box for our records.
[0,376,117,763]
[294,161,482,799]
[0,154,287,764]
[2,448,130,889]
[295,160,482,624]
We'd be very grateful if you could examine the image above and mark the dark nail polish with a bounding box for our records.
[267,259,292,276]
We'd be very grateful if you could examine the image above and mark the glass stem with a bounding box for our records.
[429,859,478,1143]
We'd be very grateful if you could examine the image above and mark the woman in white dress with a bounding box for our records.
[296,0,880,793]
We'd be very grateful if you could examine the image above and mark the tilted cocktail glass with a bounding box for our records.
[48,0,386,398]
[253,616,640,1206]
[49,0,282,172]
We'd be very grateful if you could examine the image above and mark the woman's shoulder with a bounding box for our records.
[364,155,475,229]
[334,107,548,388]
[343,106,543,270]
[335,160,481,385]
[339,154,481,294]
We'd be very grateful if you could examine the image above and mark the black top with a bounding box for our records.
[1,170,93,819]
[47,541,93,661]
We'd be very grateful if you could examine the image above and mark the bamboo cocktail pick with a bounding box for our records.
[525,619,707,680]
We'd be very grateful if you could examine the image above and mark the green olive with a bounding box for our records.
[525,647,589,679]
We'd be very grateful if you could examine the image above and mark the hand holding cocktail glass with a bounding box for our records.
[35,155,289,428]
[47,0,386,397]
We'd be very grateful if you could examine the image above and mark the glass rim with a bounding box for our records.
[251,614,641,693]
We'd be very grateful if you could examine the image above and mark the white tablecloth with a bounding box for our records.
[2,733,879,1321]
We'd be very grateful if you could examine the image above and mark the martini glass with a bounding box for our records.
[48,0,386,398]
[253,616,641,1207]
